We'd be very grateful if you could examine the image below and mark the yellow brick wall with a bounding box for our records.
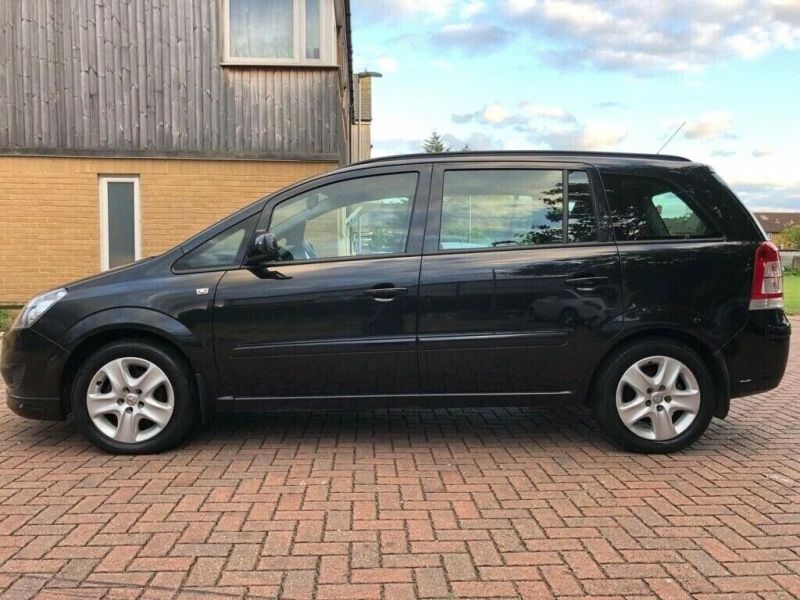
[0,156,336,303]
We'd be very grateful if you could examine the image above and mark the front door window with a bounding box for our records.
[267,172,418,261]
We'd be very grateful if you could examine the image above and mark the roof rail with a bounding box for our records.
[353,150,692,166]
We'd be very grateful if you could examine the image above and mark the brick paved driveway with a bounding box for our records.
[0,328,798,599]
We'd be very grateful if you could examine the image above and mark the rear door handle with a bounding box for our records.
[565,276,608,291]
[364,287,408,302]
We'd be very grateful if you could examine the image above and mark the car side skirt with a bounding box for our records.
[214,391,575,412]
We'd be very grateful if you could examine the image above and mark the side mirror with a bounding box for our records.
[251,232,280,262]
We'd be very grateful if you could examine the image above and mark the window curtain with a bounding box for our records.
[230,0,294,59]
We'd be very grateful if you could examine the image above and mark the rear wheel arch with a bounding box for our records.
[584,327,730,418]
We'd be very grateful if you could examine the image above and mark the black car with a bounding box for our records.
[1,152,791,454]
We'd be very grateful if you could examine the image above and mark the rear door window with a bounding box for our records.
[438,169,597,250]
[602,172,717,241]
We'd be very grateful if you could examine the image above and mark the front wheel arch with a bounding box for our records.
[60,329,200,419]
[70,337,197,453]
[584,328,730,419]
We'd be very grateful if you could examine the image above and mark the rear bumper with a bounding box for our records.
[1,326,67,421]
[721,309,791,399]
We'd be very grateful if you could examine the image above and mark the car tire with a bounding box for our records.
[593,338,715,454]
[71,339,196,454]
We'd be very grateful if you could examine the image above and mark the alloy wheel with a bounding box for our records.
[86,357,175,444]
[615,355,701,441]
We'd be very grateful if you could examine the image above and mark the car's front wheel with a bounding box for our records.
[593,338,715,453]
[71,339,196,454]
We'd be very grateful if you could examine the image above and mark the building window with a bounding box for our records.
[223,0,335,66]
[100,176,140,270]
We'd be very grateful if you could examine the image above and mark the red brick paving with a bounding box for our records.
[0,325,798,599]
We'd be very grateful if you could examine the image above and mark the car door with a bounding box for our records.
[417,162,623,399]
[213,165,431,404]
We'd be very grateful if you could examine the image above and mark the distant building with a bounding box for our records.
[0,0,354,304]
[351,75,375,162]
[753,212,800,248]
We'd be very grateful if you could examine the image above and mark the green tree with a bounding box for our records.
[774,224,800,250]
[423,131,449,153]
[784,224,800,249]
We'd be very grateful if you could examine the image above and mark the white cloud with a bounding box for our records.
[370,112,436,157]
[504,0,800,73]
[375,56,398,74]
[452,103,529,126]
[726,182,800,211]
[506,0,538,13]
[454,102,575,126]
[383,0,454,17]
[451,102,626,150]
[530,121,628,150]
[767,0,800,23]
[520,102,575,122]
[442,131,505,151]
[576,123,628,149]
[355,54,398,75]
[371,138,423,157]
[372,130,504,156]
[683,111,733,141]
[354,0,496,22]
[364,0,798,71]
[430,23,511,53]
[461,0,486,19]
[539,0,612,31]
[692,142,800,210]
[482,104,509,124]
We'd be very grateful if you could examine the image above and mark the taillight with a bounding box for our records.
[749,241,783,310]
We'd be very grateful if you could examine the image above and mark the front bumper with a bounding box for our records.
[1,326,68,421]
[721,309,791,399]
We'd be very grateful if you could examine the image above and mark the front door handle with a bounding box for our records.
[565,276,608,291]
[365,286,408,302]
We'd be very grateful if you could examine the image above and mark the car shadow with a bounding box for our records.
[0,402,749,458]
[0,404,606,454]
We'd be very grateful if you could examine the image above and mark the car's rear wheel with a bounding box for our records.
[593,338,715,453]
[71,339,196,454]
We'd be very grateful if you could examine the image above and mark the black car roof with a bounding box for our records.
[349,150,694,169]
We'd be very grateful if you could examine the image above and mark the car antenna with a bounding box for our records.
[656,121,686,154]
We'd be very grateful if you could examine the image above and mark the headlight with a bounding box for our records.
[15,288,67,329]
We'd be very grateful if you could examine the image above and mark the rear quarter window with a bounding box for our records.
[601,172,718,241]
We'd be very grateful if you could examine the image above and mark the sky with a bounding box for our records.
[350,0,800,211]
